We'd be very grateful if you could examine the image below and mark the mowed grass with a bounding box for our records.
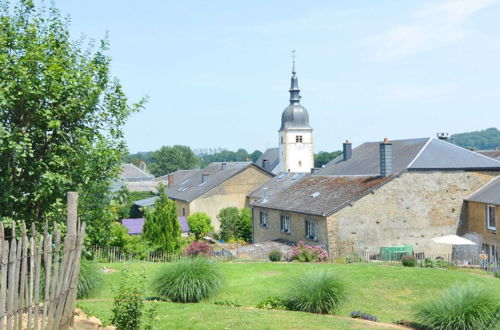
[77,261,500,329]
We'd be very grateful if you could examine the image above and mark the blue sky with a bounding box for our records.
[57,0,500,153]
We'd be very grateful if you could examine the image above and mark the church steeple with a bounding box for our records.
[289,50,301,104]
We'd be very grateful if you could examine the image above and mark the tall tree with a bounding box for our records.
[0,1,144,239]
[142,184,181,253]
[149,145,199,176]
[314,151,342,168]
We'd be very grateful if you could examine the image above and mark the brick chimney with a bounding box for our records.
[167,174,174,186]
[221,162,226,170]
[201,173,209,184]
[343,140,352,161]
[380,138,393,177]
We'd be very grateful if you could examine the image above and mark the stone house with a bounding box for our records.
[251,137,500,257]
[166,162,274,231]
[464,176,499,261]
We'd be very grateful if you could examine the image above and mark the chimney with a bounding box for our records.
[221,162,226,170]
[343,140,352,161]
[201,173,209,184]
[262,159,270,171]
[310,168,319,174]
[436,133,449,140]
[167,174,174,186]
[380,138,393,177]
[139,160,147,172]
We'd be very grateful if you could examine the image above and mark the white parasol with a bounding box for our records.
[431,235,476,245]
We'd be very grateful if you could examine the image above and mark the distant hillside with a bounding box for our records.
[451,127,500,150]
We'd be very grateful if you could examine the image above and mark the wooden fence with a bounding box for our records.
[0,192,86,330]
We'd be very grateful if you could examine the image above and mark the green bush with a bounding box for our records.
[401,256,417,267]
[286,270,346,314]
[415,282,500,330]
[494,269,500,278]
[268,250,282,262]
[143,302,159,330]
[77,259,104,299]
[111,280,143,330]
[256,296,288,310]
[153,257,223,303]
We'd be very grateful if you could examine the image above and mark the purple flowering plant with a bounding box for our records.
[289,241,329,262]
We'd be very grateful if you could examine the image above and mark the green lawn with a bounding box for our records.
[77,261,500,329]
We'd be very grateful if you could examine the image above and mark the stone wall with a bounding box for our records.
[326,171,500,257]
[467,201,499,246]
[252,206,327,247]
[190,166,273,231]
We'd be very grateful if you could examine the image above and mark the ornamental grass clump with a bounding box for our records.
[415,282,500,330]
[153,257,223,303]
[77,259,104,299]
[286,270,346,314]
[268,250,282,262]
[289,241,329,262]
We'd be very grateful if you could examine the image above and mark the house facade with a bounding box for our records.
[251,137,500,258]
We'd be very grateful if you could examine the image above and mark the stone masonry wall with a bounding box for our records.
[326,171,500,257]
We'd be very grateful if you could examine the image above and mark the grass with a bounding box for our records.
[77,261,500,329]
[153,257,224,302]
[415,282,500,330]
[286,270,346,313]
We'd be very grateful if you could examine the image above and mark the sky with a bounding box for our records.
[55,0,500,153]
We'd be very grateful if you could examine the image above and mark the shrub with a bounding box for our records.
[111,280,143,330]
[494,268,500,278]
[401,256,417,267]
[214,300,241,307]
[350,311,378,322]
[184,241,212,257]
[256,296,288,310]
[143,302,159,330]
[268,250,282,262]
[415,282,500,330]
[286,270,346,314]
[289,241,329,262]
[421,258,434,268]
[77,259,104,299]
[153,257,223,303]
[187,212,213,240]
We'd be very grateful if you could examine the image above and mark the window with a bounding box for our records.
[298,160,302,167]
[486,205,496,230]
[182,208,186,217]
[280,136,283,144]
[280,215,291,233]
[295,135,303,143]
[305,219,318,241]
[259,211,268,228]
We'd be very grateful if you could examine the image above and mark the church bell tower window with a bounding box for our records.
[296,135,303,143]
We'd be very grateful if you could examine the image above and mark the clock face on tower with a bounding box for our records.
[296,143,304,150]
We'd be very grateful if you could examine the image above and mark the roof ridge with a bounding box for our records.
[406,137,433,168]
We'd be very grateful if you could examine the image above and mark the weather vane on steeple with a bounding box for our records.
[291,49,296,74]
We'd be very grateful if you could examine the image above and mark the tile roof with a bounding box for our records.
[255,148,280,172]
[248,172,310,200]
[251,175,394,216]
[465,176,500,206]
[477,150,500,161]
[167,162,273,202]
[318,138,500,176]
[120,163,154,181]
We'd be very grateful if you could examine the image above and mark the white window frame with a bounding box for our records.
[280,215,291,234]
[305,219,318,241]
[486,205,496,231]
[259,211,268,228]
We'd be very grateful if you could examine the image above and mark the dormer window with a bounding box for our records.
[296,135,303,143]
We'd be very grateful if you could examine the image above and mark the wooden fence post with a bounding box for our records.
[67,192,78,237]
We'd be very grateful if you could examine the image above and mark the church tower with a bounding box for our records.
[277,54,314,173]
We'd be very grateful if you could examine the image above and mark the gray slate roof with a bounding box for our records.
[477,150,500,161]
[465,176,500,206]
[167,162,273,202]
[133,196,159,207]
[251,175,393,216]
[255,148,280,172]
[248,172,310,200]
[318,138,500,176]
[120,163,154,181]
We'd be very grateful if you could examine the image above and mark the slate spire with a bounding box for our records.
[289,50,301,104]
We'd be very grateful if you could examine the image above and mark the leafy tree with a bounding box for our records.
[451,127,500,150]
[197,148,261,167]
[218,207,252,242]
[237,208,252,243]
[0,1,144,240]
[250,150,263,162]
[142,184,181,252]
[217,207,240,241]
[187,212,213,240]
[314,151,342,168]
[109,222,130,248]
[149,145,199,176]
